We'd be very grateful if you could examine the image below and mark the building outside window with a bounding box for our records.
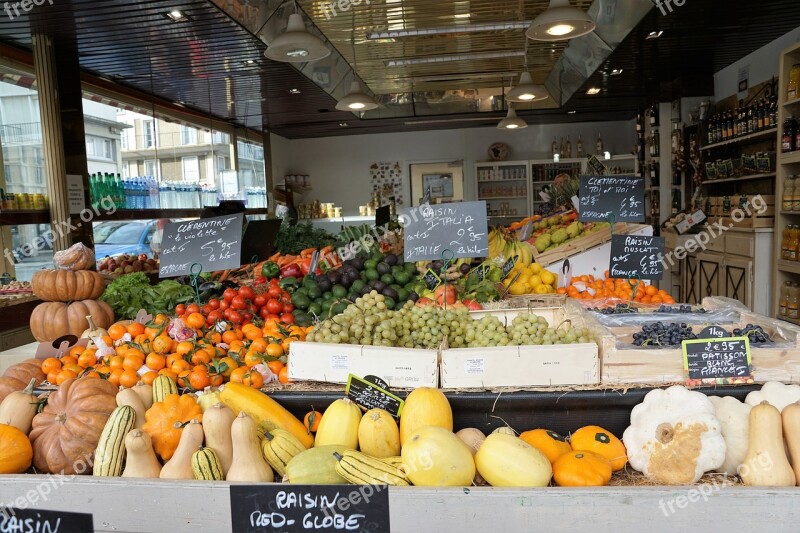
[182,156,200,182]
[144,159,159,179]
[181,125,197,145]
[142,119,155,148]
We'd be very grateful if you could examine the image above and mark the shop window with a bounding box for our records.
[0,70,45,196]
[1,223,57,282]
[237,139,266,189]
[182,156,200,182]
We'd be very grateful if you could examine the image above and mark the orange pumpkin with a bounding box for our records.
[553,450,612,487]
[31,269,105,302]
[0,423,33,474]
[29,300,115,342]
[519,429,572,464]
[0,359,46,403]
[142,394,203,461]
[29,378,118,474]
[570,425,627,471]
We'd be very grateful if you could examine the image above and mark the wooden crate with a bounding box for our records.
[531,223,650,267]
[708,195,775,228]
[590,308,800,385]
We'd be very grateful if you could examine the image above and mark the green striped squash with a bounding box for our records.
[93,405,136,476]
[152,375,178,404]
[191,447,224,481]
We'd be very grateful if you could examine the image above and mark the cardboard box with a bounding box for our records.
[440,343,599,389]
[288,342,439,389]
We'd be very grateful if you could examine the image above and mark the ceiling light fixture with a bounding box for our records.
[339,122,350,127]
[264,12,331,63]
[507,38,549,103]
[526,0,595,41]
[610,68,623,76]
[497,106,528,130]
[242,59,256,66]
[646,31,664,40]
[337,14,379,112]
[289,88,301,95]
[386,50,525,67]
[367,21,530,40]
[586,87,601,95]
[164,10,189,22]
[567,110,577,114]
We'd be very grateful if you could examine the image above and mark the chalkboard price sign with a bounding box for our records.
[609,235,665,280]
[230,484,390,533]
[0,508,94,532]
[682,335,753,385]
[578,176,645,222]
[159,214,244,277]
[423,269,441,290]
[346,374,405,417]
[501,256,519,280]
[403,201,488,262]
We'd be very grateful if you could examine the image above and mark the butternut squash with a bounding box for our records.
[780,401,800,486]
[202,403,235,476]
[116,388,147,430]
[399,387,453,446]
[0,379,39,434]
[161,419,204,480]
[740,401,795,486]
[315,398,361,450]
[132,383,154,410]
[122,430,162,478]
[357,408,400,458]
[227,412,274,482]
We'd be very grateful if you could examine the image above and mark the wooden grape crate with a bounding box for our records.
[706,195,775,228]
[588,308,800,385]
[531,223,650,267]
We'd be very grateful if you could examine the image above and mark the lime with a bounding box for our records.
[332,285,348,299]
[381,274,395,286]
[365,269,380,281]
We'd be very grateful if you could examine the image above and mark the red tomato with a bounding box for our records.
[241,312,253,323]
[265,299,283,315]
[206,310,222,324]
[231,295,248,311]
[224,308,242,324]
[248,304,259,314]
[253,294,267,308]
[238,286,255,300]
[223,288,237,303]
[186,303,201,315]
[259,307,271,320]
[264,313,280,321]
[208,298,220,310]
[269,278,279,286]
[219,300,230,311]
[175,304,186,316]
[254,276,267,286]
[282,303,294,314]
[280,313,296,324]
[201,305,212,315]
[267,287,283,300]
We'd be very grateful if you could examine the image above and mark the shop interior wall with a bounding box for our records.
[270,119,636,214]
[714,27,800,101]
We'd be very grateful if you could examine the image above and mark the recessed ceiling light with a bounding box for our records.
[610,68,623,76]
[453,13,472,19]
[339,122,350,127]
[586,87,601,95]
[366,21,530,40]
[646,31,664,40]
[386,50,525,67]
[289,88,301,95]
[164,10,189,22]
[567,110,577,114]
[242,59,256,66]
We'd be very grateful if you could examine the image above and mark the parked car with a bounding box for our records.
[93,220,160,259]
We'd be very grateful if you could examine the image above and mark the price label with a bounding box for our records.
[609,234,665,281]
[346,374,404,417]
[159,213,244,277]
[579,176,645,223]
[230,485,390,533]
[501,256,519,280]
[682,329,753,386]
[0,509,93,532]
[423,269,441,290]
[403,201,488,261]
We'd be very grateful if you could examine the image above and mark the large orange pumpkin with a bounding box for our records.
[29,300,114,342]
[29,378,118,474]
[31,269,105,302]
[0,424,33,474]
[0,359,45,403]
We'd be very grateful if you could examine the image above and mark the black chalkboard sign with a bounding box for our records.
[0,508,93,532]
[230,484,390,533]
[682,331,752,383]
[578,176,645,222]
[501,256,519,280]
[346,374,405,417]
[159,213,244,277]
[375,205,391,228]
[402,201,488,262]
[423,269,441,290]
[609,235,665,280]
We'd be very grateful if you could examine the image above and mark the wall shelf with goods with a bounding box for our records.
[773,40,800,320]
[475,155,638,223]
[92,208,270,222]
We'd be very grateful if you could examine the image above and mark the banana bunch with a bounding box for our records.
[504,240,534,267]
[488,228,509,259]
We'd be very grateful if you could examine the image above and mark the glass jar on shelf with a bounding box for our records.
[785,175,796,211]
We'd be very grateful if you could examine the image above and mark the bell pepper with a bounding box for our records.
[254,276,267,286]
[261,261,281,279]
[279,276,300,292]
[280,263,303,279]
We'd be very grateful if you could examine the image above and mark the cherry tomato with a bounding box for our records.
[206,310,222,324]
[264,313,280,321]
[280,313,296,324]
[231,295,248,311]
[223,288,238,303]
[260,307,272,320]
[208,298,220,310]
[201,305,212,315]
[219,300,230,311]
[267,287,282,300]
[248,304,259,314]
[186,303,201,315]
[175,304,186,316]
[238,286,255,300]
[253,294,267,308]
[266,299,283,315]
[241,312,253,323]
[224,308,242,324]
[282,303,294,314]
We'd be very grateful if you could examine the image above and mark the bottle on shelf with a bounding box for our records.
[780,281,792,317]
[552,137,558,158]
[649,103,659,128]
[596,133,604,155]
[784,175,795,212]
[770,90,778,128]
[788,283,800,320]
[650,163,660,187]
[566,135,572,159]
[650,130,660,157]
[559,137,566,158]
[671,189,681,215]
[576,135,584,157]
[783,118,798,153]
[782,225,791,260]
[791,225,800,262]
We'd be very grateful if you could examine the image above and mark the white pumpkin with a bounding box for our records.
[622,385,726,484]
[745,382,800,413]
[709,396,751,475]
